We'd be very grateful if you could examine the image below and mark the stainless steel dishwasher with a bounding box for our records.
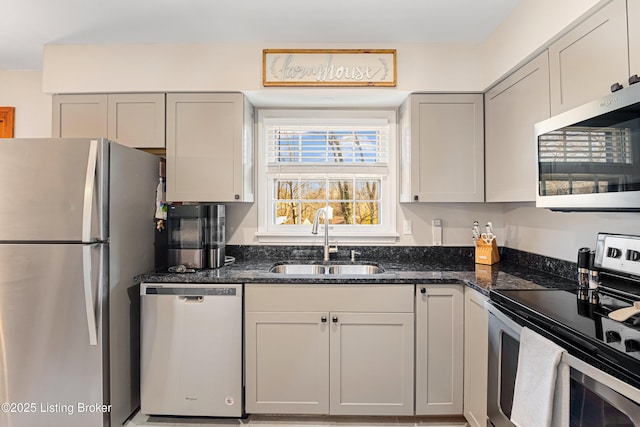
[140,283,243,417]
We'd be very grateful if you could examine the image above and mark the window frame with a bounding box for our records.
[256,108,398,243]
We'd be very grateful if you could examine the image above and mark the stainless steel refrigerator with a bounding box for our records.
[0,138,158,427]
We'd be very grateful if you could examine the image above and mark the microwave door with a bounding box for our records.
[0,138,106,242]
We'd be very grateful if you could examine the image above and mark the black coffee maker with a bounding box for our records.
[167,204,226,269]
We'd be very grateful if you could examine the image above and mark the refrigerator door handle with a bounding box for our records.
[83,244,98,346]
[82,139,98,243]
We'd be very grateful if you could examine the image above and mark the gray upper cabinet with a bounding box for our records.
[400,94,484,203]
[52,93,165,149]
[549,0,629,115]
[485,51,550,202]
[166,93,254,203]
[52,94,108,139]
[629,0,640,79]
[107,93,165,149]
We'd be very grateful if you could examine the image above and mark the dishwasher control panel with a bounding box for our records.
[142,284,238,296]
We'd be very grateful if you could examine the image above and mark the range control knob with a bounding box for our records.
[626,250,640,262]
[607,247,622,258]
[605,330,621,343]
[624,339,640,353]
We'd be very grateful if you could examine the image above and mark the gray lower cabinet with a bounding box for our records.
[245,311,329,414]
[415,284,464,415]
[463,287,489,427]
[244,284,414,416]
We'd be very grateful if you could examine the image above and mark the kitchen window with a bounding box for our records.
[256,109,397,243]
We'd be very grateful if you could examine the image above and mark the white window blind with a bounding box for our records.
[265,119,389,165]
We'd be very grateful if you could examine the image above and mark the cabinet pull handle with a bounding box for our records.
[420,287,426,294]
[321,316,327,323]
[332,317,338,323]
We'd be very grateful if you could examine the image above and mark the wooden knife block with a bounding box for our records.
[475,239,500,265]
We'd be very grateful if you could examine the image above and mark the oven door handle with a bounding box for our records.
[486,300,522,334]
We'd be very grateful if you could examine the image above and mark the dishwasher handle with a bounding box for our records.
[178,295,204,303]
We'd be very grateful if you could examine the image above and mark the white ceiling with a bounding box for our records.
[2,0,522,70]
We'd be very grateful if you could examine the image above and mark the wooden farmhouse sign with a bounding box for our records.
[263,49,396,87]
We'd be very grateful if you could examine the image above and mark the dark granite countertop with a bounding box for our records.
[135,246,578,297]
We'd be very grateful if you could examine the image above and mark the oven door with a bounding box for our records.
[487,303,640,427]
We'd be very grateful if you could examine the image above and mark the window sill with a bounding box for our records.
[255,232,399,245]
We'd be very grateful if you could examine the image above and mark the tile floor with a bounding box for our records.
[127,412,469,427]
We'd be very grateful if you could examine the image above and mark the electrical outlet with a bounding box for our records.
[432,218,442,246]
[403,219,413,235]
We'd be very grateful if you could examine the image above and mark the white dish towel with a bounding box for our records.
[511,327,570,427]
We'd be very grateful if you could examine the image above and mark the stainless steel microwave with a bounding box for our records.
[535,83,640,211]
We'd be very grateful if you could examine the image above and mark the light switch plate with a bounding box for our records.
[432,219,442,246]
[403,219,412,235]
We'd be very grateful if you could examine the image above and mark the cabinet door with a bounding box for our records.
[463,288,489,427]
[485,52,550,202]
[549,0,629,115]
[329,312,414,416]
[415,285,464,415]
[629,0,640,79]
[245,311,329,414]
[52,94,108,138]
[166,93,251,202]
[405,94,484,202]
[107,93,165,148]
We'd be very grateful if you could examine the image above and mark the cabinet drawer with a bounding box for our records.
[245,284,414,313]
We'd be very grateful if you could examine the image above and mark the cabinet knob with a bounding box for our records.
[605,330,621,343]
[234,194,240,200]
[625,339,640,353]
[420,287,426,294]
[332,317,338,323]
[611,82,624,93]
[413,195,419,201]
[321,316,327,323]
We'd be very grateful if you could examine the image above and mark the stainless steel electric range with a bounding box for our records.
[487,233,640,427]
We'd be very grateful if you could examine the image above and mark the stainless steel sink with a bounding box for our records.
[327,264,385,275]
[269,264,326,275]
[269,263,384,275]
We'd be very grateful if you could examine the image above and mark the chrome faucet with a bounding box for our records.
[311,208,338,261]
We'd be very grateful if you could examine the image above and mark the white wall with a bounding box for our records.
[225,199,506,247]
[42,43,484,95]
[0,70,51,137]
[503,204,640,262]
